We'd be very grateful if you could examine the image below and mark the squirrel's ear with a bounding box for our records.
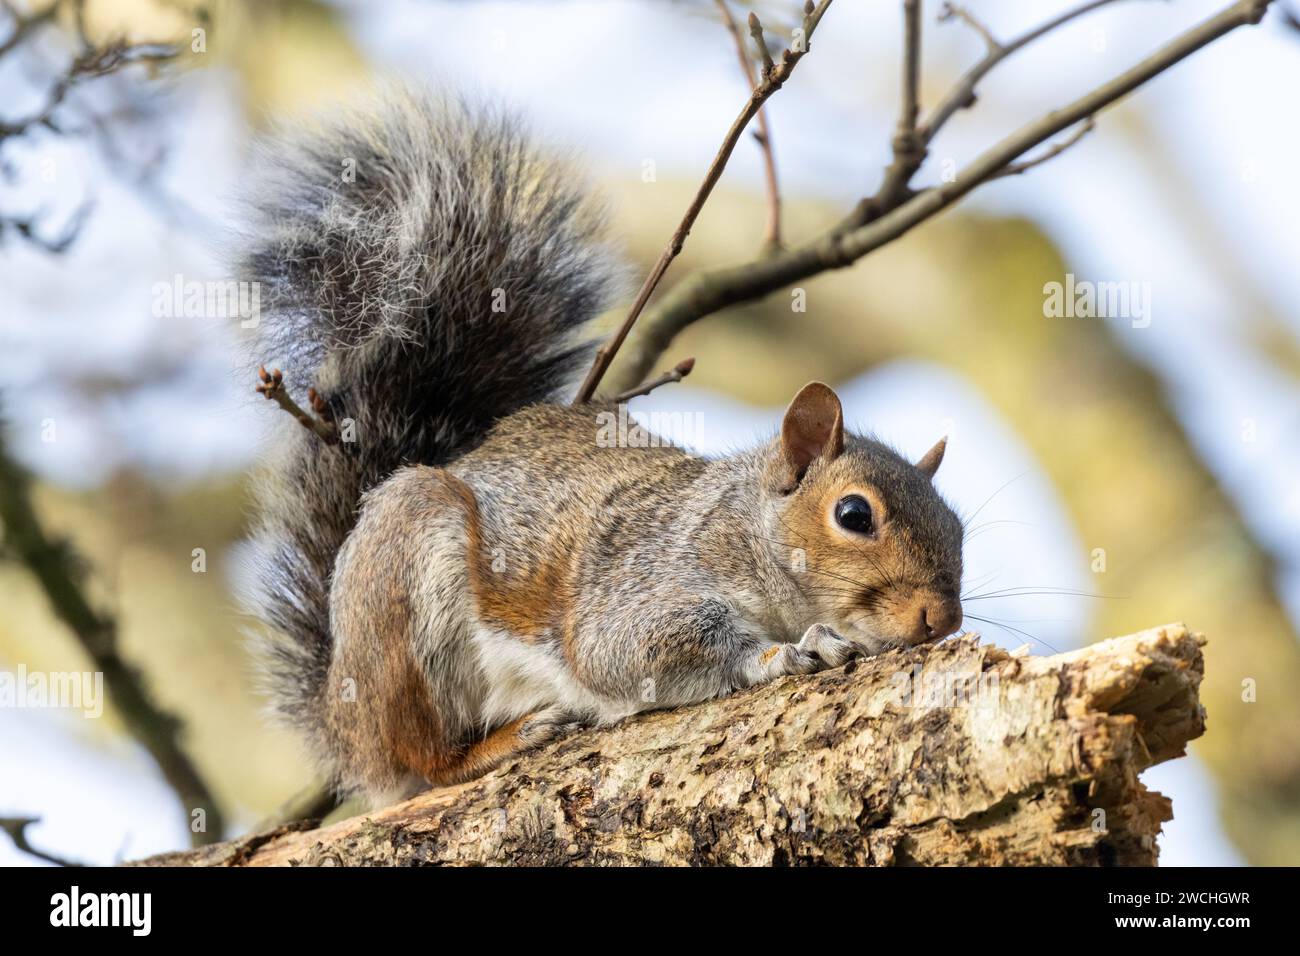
[776,382,845,491]
[915,436,947,480]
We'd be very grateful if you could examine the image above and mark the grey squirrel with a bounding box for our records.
[239,91,964,805]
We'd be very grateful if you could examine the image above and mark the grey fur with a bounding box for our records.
[236,91,963,803]
[237,90,622,776]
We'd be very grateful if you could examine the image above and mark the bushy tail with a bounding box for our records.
[237,90,621,759]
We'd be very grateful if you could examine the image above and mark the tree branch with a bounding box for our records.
[716,0,783,251]
[0,201,93,254]
[877,0,925,209]
[920,0,1133,145]
[0,816,86,867]
[571,0,834,404]
[0,32,177,143]
[0,431,225,846]
[254,785,341,833]
[0,0,59,59]
[609,0,1275,393]
[135,624,1205,866]
[255,367,340,445]
[937,1,999,54]
[612,356,696,402]
[0,0,179,253]
[989,116,1097,179]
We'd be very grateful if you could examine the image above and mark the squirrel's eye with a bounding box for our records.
[834,495,874,535]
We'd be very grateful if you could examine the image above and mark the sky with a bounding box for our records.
[4,0,1296,865]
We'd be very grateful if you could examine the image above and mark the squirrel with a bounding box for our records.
[238,91,965,805]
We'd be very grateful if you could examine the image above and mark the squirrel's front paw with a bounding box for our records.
[796,623,862,668]
[766,623,861,676]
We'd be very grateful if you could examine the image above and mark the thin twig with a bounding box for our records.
[921,0,1133,145]
[877,0,926,208]
[989,116,1097,178]
[716,0,783,251]
[608,0,1276,393]
[898,0,923,141]
[0,201,93,254]
[612,357,696,403]
[0,0,59,58]
[747,10,776,75]
[0,0,179,254]
[256,366,340,445]
[938,2,1000,53]
[0,433,226,846]
[0,817,86,867]
[0,39,178,142]
[572,0,835,404]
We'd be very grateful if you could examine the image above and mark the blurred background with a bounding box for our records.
[1,0,1298,866]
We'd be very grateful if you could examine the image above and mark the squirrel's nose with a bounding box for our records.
[914,594,962,643]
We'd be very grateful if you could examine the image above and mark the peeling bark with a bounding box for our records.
[137,623,1205,867]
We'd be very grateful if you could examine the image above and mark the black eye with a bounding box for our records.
[835,495,874,534]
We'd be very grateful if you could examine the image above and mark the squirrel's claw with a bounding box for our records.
[765,623,862,677]
[519,707,590,749]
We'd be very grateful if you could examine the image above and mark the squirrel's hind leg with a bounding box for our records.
[427,706,588,787]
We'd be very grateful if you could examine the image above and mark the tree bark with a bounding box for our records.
[137,623,1205,867]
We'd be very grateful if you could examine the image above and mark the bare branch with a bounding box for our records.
[0,0,180,253]
[876,0,926,208]
[254,785,341,833]
[869,0,1129,221]
[610,0,1277,393]
[898,0,923,139]
[0,201,93,254]
[716,0,783,251]
[0,816,86,867]
[0,38,178,142]
[921,0,1132,145]
[0,432,226,846]
[612,357,696,403]
[256,367,340,446]
[938,1,1000,53]
[0,0,59,59]
[572,0,835,404]
[989,116,1097,179]
[747,10,776,75]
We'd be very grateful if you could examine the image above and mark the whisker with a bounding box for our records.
[963,613,1062,654]
[746,527,895,602]
[960,569,999,592]
[963,519,1033,542]
[803,566,891,601]
[961,586,1116,601]
[961,472,1028,530]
